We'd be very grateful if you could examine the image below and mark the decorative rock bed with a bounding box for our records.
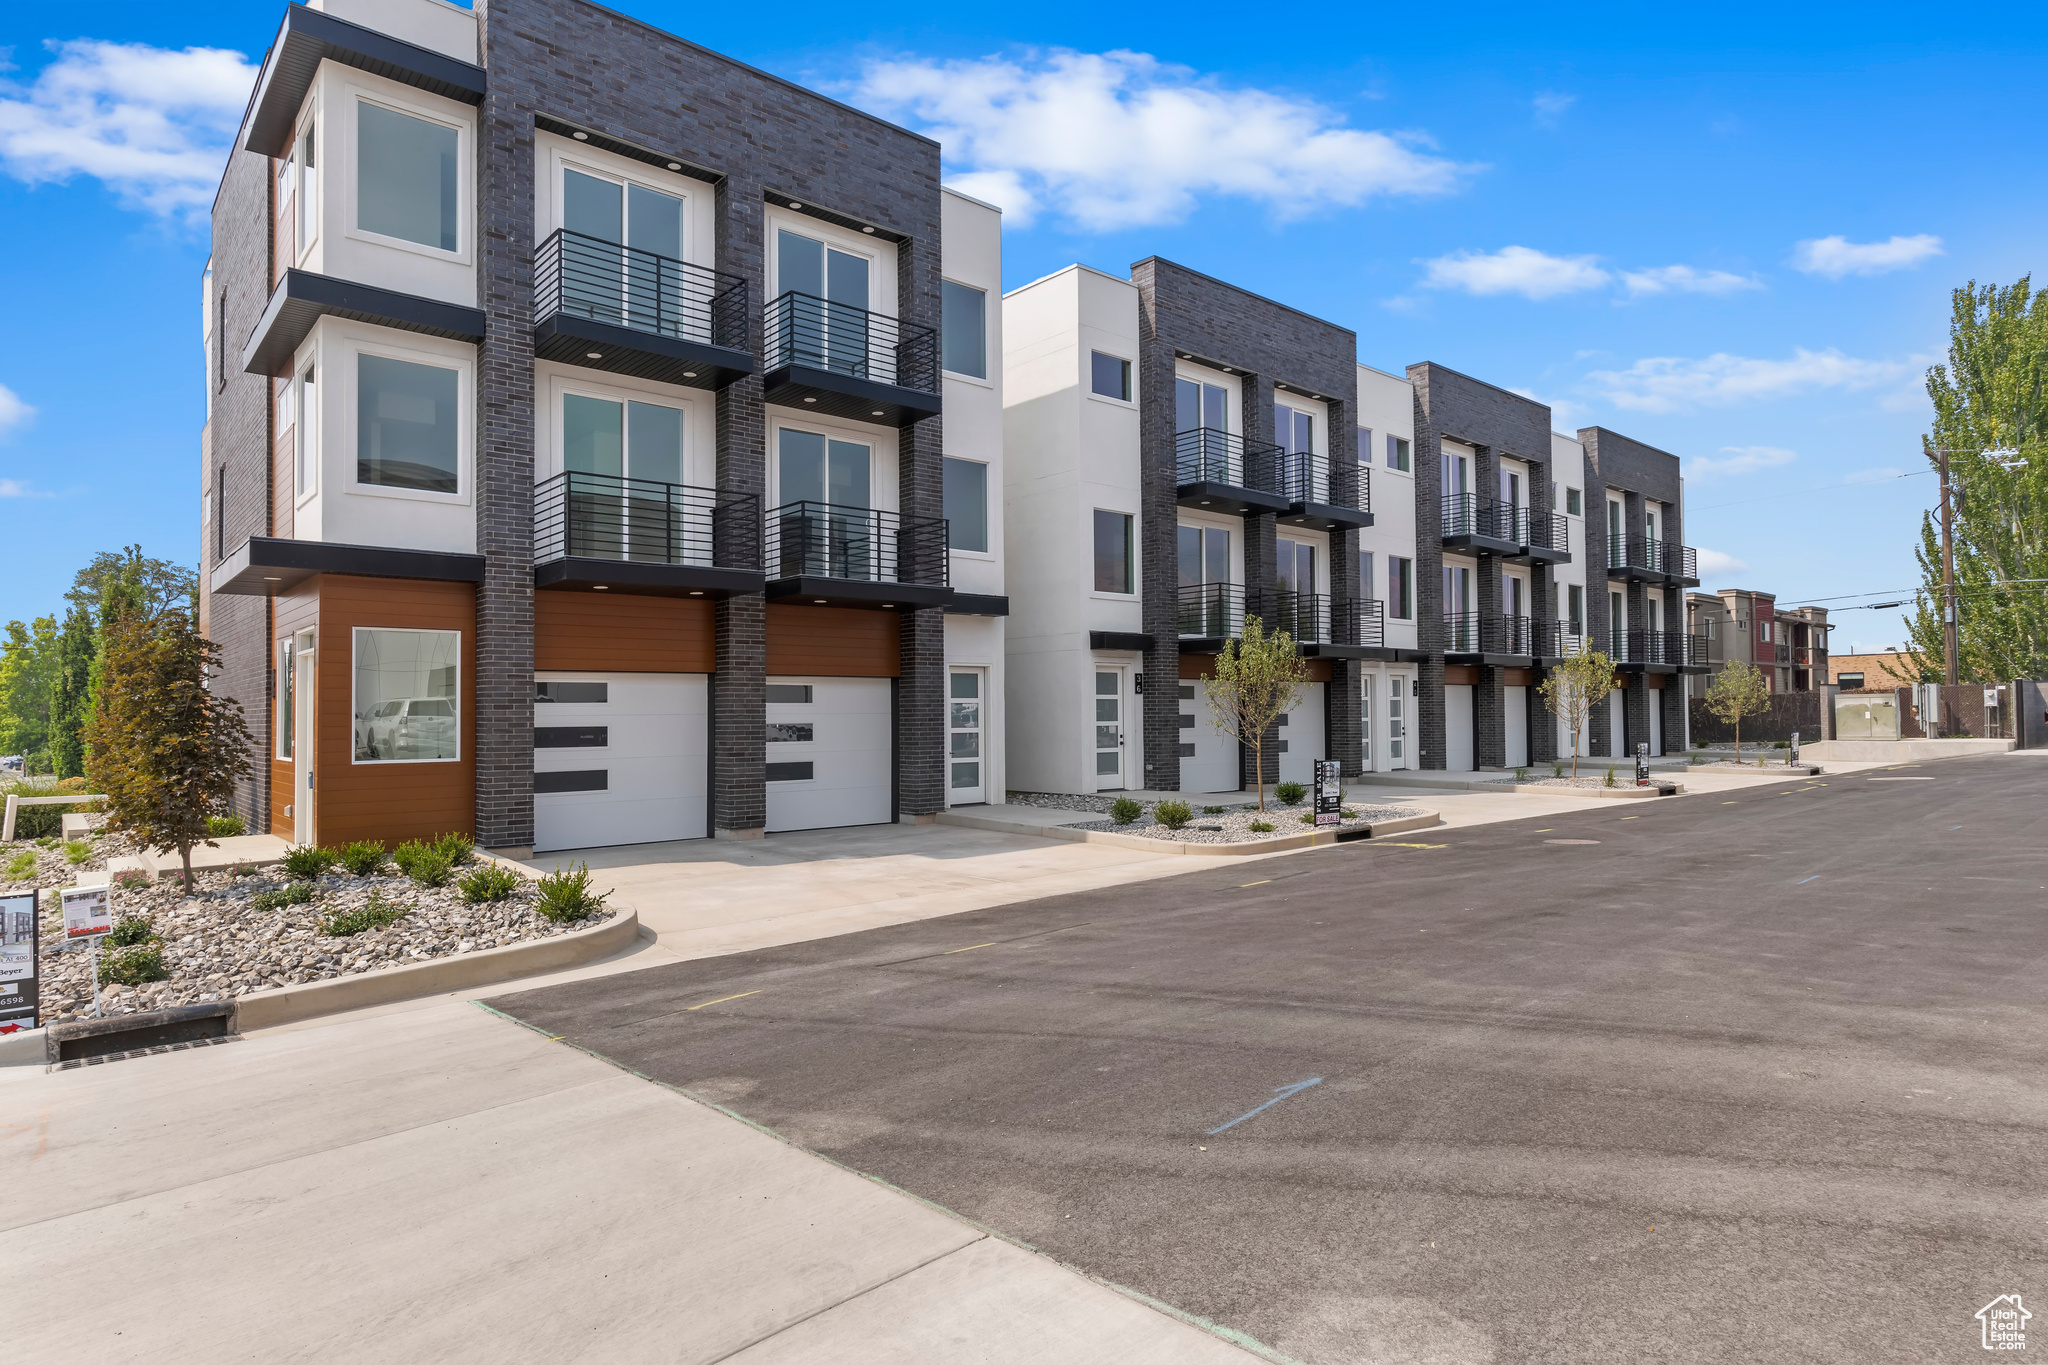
[1063,800,1427,844]
[2,832,611,1023]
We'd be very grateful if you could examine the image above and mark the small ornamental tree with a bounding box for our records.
[85,608,253,890]
[1538,648,1615,779]
[1705,659,1771,762]
[1202,615,1310,812]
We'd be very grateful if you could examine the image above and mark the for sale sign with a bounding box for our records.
[0,891,38,1032]
[1635,742,1650,786]
[1313,759,1342,827]
[62,885,111,939]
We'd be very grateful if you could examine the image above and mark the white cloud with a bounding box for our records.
[850,49,1470,230]
[1790,234,1943,279]
[1584,347,1926,413]
[0,382,31,434]
[1532,91,1576,125]
[1695,548,1748,579]
[0,39,256,217]
[1620,265,1762,296]
[1419,246,1609,300]
[1686,445,1796,479]
[1508,386,1588,432]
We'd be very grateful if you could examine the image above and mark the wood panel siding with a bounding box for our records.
[268,584,318,841]
[272,420,294,541]
[1502,668,1534,687]
[1648,673,1666,690]
[534,591,714,673]
[766,605,899,677]
[1444,665,1481,686]
[313,575,476,847]
[1305,660,1333,682]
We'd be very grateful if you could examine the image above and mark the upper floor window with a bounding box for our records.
[941,281,986,378]
[1177,378,1227,433]
[778,228,868,309]
[358,353,459,494]
[777,427,869,508]
[1356,427,1372,464]
[357,99,459,253]
[1094,509,1134,592]
[294,121,319,259]
[1387,556,1413,618]
[1443,448,1470,497]
[1500,465,1522,510]
[1179,525,1228,586]
[1091,351,1130,401]
[1386,435,1411,472]
[563,392,683,486]
[1275,404,1314,454]
[1565,486,1582,516]
[943,456,988,552]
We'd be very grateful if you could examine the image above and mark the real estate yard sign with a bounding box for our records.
[62,885,112,1020]
[1635,743,1650,786]
[1313,760,1342,827]
[0,892,37,1034]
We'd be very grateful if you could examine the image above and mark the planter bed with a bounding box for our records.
[1066,801,1427,845]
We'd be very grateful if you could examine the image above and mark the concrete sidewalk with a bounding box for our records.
[8,999,1256,1363]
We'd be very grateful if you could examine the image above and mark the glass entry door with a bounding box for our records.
[1362,673,1374,770]
[562,168,687,337]
[778,228,872,377]
[1094,668,1126,789]
[293,636,316,844]
[948,670,984,804]
[1388,674,1408,767]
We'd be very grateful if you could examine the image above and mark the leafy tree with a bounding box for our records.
[1705,660,1770,762]
[1201,614,1310,812]
[1904,278,2048,682]
[67,546,197,625]
[1538,649,1615,779]
[49,605,95,779]
[85,608,252,890]
[0,616,60,771]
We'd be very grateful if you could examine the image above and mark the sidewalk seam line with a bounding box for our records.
[699,1235,989,1364]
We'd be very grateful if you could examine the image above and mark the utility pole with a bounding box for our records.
[1928,438,1959,687]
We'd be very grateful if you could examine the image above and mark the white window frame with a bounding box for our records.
[546,373,694,486]
[344,86,474,265]
[342,332,475,507]
[1091,508,1138,598]
[942,455,993,559]
[294,360,319,505]
[351,626,462,766]
[765,414,893,512]
[940,278,991,384]
[764,211,890,316]
[547,149,695,258]
[292,103,321,264]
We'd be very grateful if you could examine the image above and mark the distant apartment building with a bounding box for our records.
[202,0,1005,852]
[1684,590,1831,697]
[1826,649,1921,692]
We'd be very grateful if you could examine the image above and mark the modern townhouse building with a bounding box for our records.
[1352,364,1426,773]
[1002,260,1373,794]
[1684,590,1831,697]
[202,0,1004,854]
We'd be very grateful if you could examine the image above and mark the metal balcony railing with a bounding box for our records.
[1256,590,1329,643]
[1613,629,1687,664]
[1686,634,1710,666]
[1335,597,1385,649]
[1176,428,1282,493]
[1442,494,1525,543]
[1537,622,1593,658]
[535,471,759,569]
[1443,613,1535,655]
[1179,582,1244,639]
[535,229,748,350]
[1775,642,1792,665]
[1607,536,1699,580]
[1524,509,1570,556]
[762,292,938,394]
[1275,453,1370,513]
[765,501,948,586]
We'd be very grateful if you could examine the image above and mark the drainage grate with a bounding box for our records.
[51,1033,242,1072]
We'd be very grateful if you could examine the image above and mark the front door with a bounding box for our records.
[1094,668,1126,790]
[293,639,316,845]
[948,669,985,804]
[1388,673,1410,769]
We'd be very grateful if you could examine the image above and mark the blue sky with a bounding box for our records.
[2,1,2043,653]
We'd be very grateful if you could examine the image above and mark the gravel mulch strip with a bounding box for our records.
[1066,802,1426,844]
[2,833,612,1024]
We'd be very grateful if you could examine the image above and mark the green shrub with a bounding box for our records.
[206,814,246,838]
[99,943,168,987]
[535,863,609,923]
[12,806,62,839]
[1247,819,1275,833]
[1514,767,1528,783]
[1299,812,1318,825]
[229,860,258,878]
[1153,799,1192,830]
[320,891,408,937]
[63,840,93,866]
[283,845,338,881]
[111,867,150,892]
[1274,781,1306,805]
[432,831,477,866]
[107,914,159,948]
[1203,805,1225,814]
[458,863,522,904]
[406,847,455,888]
[1773,739,1790,749]
[1603,766,1617,788]
[335,840,389,876]
[4,850,36,881]
[392,840,431,876]
[1552,762,1564,778]
[1107,797,1142,826]
[251,881,316,912]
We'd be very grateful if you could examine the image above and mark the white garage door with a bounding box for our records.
[1609,687,1626,758]
[1278,682,1326,786]
[534,673,706,854]
[1445,684,1475,771]
[1504,685,1528,768]
[767,676,893,833]
[1178,681,1239,793]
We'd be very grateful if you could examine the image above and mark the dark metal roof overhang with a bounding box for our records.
[1677,662,1711,675]
[534,314,753,391]
[765,576,952,610]
[243,269,486,376]
[945,593,1010,617]
[1176,481,1291,516]
[1446,649,1537,668]
[1505,543,1571,567]
[1177,636,1228,656]
[1299,643,1426,662]
[1089,631,1152,652]
[211,536,485,597]
[535,558,763,599]
[242,4,485,158]
[1281,501,1373,533]
[762,365,940,429]
[1614,659,1681,675]
[1442,529,1521,556]
[1605,562,1661,585]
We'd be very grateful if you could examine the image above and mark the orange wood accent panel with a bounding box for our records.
[1444,665,1480,685]
[535,592,714,673]
[269,585,318,841]
[1648,672,1666,690]
[1179,655,1215,679]
[1502,668,1534,687]
[272,422,294,540]
[1305,660,1333,682]
[766,605,899,677]
[312,576,476,848]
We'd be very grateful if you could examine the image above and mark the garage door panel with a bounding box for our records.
[767,676,892,833]
[534,672,706,853]
[1278,682,1326,786]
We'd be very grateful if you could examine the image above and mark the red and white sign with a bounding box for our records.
[61,885,112,940]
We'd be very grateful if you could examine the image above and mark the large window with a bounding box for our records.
[941,281,987,378]
[943,457,988,552]
[295,364,317,498]
[1274,404,1314,454]
[353,628,460,763]
[777,428,869,506]
[1565,486,1583,516]
[1178,378,1227,431]
[275,639,295,760]
[357,99,458,253]
[1386,435,1410,472]
[563,392,682,484]
[1091,351,1131,401]
[358,353,460,493]
[1388,556,1413,619]
[1093,510,1133,593]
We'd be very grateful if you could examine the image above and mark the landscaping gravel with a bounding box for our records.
[2,834,612,1023]
[1066,801,1427,844]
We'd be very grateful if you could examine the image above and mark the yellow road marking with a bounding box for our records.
[943,942,998,954]
[685,990,762,1011]
[1619,816,1640,820]
[1722,801,1737,805]
[1240,880,1271,887]
[1376,841,1448,849]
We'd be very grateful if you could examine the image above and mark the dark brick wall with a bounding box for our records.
[1579,427,1686,758]
[206,147,277,830]
[1130,257,1355,792]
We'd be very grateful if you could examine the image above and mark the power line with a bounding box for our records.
[1688,469,1932,513]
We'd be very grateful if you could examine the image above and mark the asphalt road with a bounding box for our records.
[498,755,2048,1364]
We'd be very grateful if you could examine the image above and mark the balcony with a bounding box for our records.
[1519,510,1572,565]
[1607,537,1700,586]
[1444,613,1536,664]
[1441,495,1523,556]
[764,501,951,609]
[1175,429,1290,516]
[1680,634,1711,674]
[1277,454,1373,532]
[761,292,940,428]
[1613,628,1684,673]
[1535,623,1593,660]
[1178,582,1244,650]
[1292,596,1395,661]
[533,471,762,598]
[534,229,752,391]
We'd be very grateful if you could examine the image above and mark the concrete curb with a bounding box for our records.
[936,809,1442,856]
[1505,782,1673,799]
[233,907,640,1031]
